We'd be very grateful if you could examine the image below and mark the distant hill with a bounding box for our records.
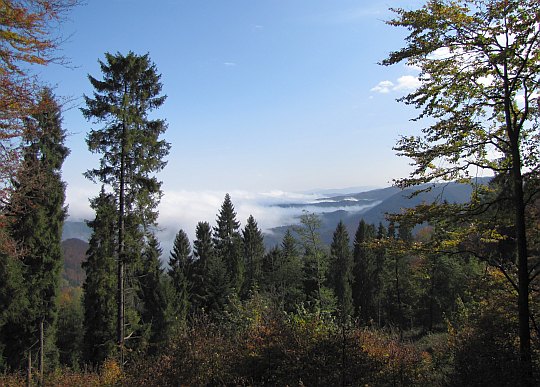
[264,179,491,247]
[62,221,92,242]
[61,238,88,287]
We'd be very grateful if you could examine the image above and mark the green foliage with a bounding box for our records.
[137,234,168,354]
[193,221,230,316]
[56,287,84,369]
[329,220,353,318]
[352,219,382,324]
[82,51,170,362]
[1,88,68,370]
[213,194,244,295]
[260,230,304,312]
[82,190,117,365]
[294,212,333,313]
[167,229,191,327]
[82,51,170,228]
[241,215,265,297]
[384,1,540,379]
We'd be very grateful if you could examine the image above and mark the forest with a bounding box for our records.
[0,0,539,386]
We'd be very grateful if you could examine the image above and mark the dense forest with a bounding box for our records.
[1,0,539,386]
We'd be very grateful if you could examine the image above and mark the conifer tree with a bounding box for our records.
[352,220,378,324]
[279,230,304,311]
[192,221,230,315]
[295,212,333,312]
[4,88,68,370]
[168,229,191,325]
[82,51,170,360]
[242,215,265,297]
[82,189,117,365]
[138,235,168,354]
[213,194,243,295]
[329,221,353,318]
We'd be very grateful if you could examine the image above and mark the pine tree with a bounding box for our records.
[168,229,191,325]
[242,215,265,297]
[82,51,170,360]
[4,88,68,370]
[329,221,353,318]
[213,194,244,295]
[82,189,117,365]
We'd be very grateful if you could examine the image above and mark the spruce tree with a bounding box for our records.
[192,221,230,315]
[82,189,117,365]
[82,51,170,360]
[279,230,304,311]
[329,221,353,318]
[138,234,168,354]
[352,220,378,324]
[241,215,265,297]
[4,88,68,370]
[168,229,191,325]
[213,194,244,295]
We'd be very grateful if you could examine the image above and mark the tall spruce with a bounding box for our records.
[82,51,170,361]
[82,189,117,365]
[4,88,68,370]
[213,194,244,295]
[242,215,265,297]
[329,221,353,318]
[168,229,192,325]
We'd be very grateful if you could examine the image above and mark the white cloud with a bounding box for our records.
[393,75,422,91]
[428,47,452,60]
[370,80,394,94]
[67,187,380,261]
[223,62,237,66]
[371,75,421,94]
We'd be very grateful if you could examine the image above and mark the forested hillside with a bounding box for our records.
[0,0,539,386]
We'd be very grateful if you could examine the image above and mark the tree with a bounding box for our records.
[82,51,170,362]
[329,221,353,318]
[242,215,265,297]
[352,220,378,324]
[191,221,230,315]
[56,287,83,369]
[213,194,243,295]
[261,230,304,311]
[168,229,191,326]
[0,0,77,257]
[137,234,168,354]
[82,189,117,365]
[383,1,540,382]
[3,88,68,370]
[294,212,333,312]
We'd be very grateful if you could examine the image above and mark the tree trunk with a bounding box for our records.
[39,319,44,386]
[117,95,128,366]
[504,67,532,385]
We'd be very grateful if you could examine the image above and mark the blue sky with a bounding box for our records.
[40,0,426,239]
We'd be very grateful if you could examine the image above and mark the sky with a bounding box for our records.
[39,0,427,242]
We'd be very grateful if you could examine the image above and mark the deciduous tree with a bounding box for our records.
[383,0,540,382]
